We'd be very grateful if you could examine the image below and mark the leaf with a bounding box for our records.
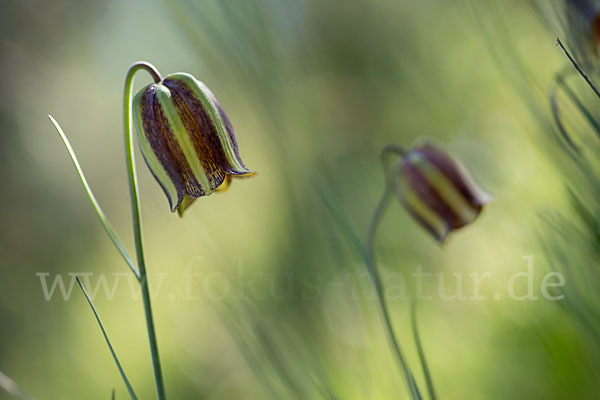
[48,115,140,280]
[76,278,138,400]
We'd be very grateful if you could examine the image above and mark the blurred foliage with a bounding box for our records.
[0,0,598,399]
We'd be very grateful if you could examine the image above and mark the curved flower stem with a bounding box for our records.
[380,143,407,161]
[123,62,166,400]
[366,180,421,400]
[411,299,436,400]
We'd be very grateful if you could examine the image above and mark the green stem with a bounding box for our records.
[410,299,436,400]
[366,184,420,400]
[123,62,167,400]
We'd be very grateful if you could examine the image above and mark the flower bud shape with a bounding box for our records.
[394,143,491,243]
[132,72,254,215]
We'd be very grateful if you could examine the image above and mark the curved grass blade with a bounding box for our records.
[557,38,600,99]
[555,71,600,140]
[218,299,340,400]
[48,116,140,280]
[314,175,367,260]
[0,370,35,400]
[408,372,423,400]
[76,277,138,400]
[550,86,581,153]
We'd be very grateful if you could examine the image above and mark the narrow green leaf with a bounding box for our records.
[556,38,600,100]
[550,86,581,153]
[555,73,600,140]
[48,115,140,280]
[314,175,367,261]
[76,278,138,400]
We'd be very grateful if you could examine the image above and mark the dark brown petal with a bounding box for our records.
[416,144,487,207]
[402,160,463,229]
[152,87,206,199]
[163,78,248,176]
[166,86,226,191]
[138,85,186,210]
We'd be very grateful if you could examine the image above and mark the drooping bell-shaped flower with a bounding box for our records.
[132,72,254,216]
[393,143,491,243]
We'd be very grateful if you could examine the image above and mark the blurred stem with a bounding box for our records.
[318,164,432,399]
[380,144,407,169]
[555,72,600,136]
[366,166,420,400]
[0,370,35,400]
[411,299,436,400]
[123,62,167,400]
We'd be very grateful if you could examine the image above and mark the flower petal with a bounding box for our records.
[132,85,186,211]
[163,73,253,176]
[154,84,214,197]
[393,142,491,243]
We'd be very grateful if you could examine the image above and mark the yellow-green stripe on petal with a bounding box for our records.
[395,177,450,242]
[409,153,478,226]
[132,86,184,211]
[155,85,212,195]
[163,73,251,174]
[131,70,254,215]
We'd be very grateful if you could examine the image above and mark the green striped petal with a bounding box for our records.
[132,85,185,211]
[131,71,254,214]
[154,85,213,196]
[163,73,253,175]
[394,143,491,243]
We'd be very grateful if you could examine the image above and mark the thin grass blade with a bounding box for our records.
[314,175,367,260]
[555,72,600,139]
[557,38,600,99]
[48,115,140,280]
[76,277,138,400]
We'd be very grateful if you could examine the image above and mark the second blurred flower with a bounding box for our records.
[392,143,491,243]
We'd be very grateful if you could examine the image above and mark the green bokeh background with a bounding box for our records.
[0,0,594,399]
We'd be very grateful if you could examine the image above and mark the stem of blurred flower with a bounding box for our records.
[123,62,167,400]
[366,176,421,400]
[368,145,421,398]
[365,145,437,400]
[411,299,436,400]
